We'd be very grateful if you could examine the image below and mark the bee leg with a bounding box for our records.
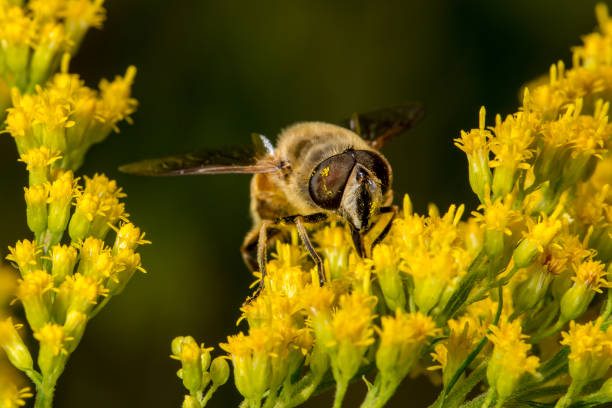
[245,220,272,304]
[295,215,326,286]
[349,223,365,258]
[241,227,260,273]
[371,205,398,249]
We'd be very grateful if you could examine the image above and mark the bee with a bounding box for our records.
[119,104,423,298]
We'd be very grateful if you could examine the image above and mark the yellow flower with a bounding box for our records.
[56,273,106,318]
[6,60,137,171]
[513,203,564,268]
[6,239,41,276]
[472,189,520,256]
[561,317,612,383]
[0,383,33,408]
[49,244,77,285]
[488,111,537,196]
[486,320,540,402]
[430,315,484,386]
[0,6,36,56]
[33,323,72,377]
[396,204,470,313]
[221,317,309,402]
[240,291,302,329]
[47,170,76,235]
[571,259,609,291]
[325,292,376,387]
[455,107,492,201]
[315,224,350,279]
[16,270,53,329]
[95,66,138,131]
[372,243,405,311]
[377,310,438,381]
[18,146,61,185]
[61,0,106,46]
[112,222,150,253]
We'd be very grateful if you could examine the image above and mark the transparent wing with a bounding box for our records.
[119,135,280,176]
[339,102,424,149]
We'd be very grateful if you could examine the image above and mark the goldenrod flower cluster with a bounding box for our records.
[173,4,612,408]
[0,1,145,408]
[0,0,104,94]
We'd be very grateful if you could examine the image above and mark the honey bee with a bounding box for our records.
[120,104,423,298]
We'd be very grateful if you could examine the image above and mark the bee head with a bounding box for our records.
[308,149,390,231]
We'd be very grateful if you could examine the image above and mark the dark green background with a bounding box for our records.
[0,1,606,406]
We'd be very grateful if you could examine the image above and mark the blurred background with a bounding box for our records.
[0,0,608,406]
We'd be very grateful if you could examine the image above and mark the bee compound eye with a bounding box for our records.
[353,150,391,193]
[308,151,356,210]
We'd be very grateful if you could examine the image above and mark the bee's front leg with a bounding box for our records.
[349,223,365,258]
[294,215,327,286]
[371,205,398,249]
[247,213,328,303]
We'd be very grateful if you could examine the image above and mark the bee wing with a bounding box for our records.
[119,135,280,176]
[339,102,424,149]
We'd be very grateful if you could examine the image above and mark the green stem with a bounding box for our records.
[437,251,486,325]
[333,380,348,408]
[89,295,113,319]
[554,379,585,408]
[602,287,612,321]
[480,389,495,408]
[444,365,487,408]
[34,376,57,408]
[200,385,217,407]
[273,371,325,408]
[360,376,401,408]
[430,286,503,408]
[530,318,566,343]
[25,369,43,388]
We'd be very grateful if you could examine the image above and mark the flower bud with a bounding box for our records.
[50,244,77,286]
[29,23,66,87]
[107,248,143,295]
[309,344,329,377]
[560,283,595,322]
[514,264,553,314]
[113,223,149,254]
[484,229,505,258]
[210,357,230,387]
[201,347,212,372]
[69,193,100,241]
[24,184,49,234]
[171,336,190,357]
[48,171,74,236]
[63,311,88,354]
[491,165,517,198]
[0,318,34,372]
[17,270,53,329]
[180,337,204,393]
